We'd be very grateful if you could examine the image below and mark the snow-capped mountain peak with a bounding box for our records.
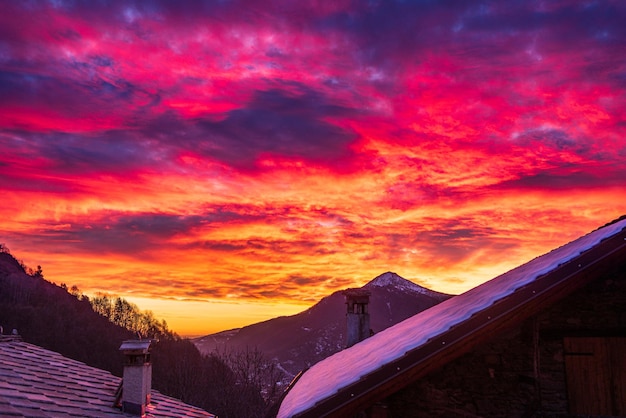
[194,270,452,381]
[364,271,449,300]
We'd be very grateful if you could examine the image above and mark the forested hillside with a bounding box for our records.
[0,245,281,418]
[0,247,133,374]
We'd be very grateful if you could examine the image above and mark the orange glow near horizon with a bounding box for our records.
[1,2,625,336]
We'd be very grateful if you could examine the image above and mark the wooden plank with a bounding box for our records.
[594,338,612,415]
[564,337,614,415]
[564,337,590,414]
[609,337,626,416]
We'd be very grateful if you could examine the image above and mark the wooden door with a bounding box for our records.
[564,337,626,416]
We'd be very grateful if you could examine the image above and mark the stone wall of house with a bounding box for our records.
[383,265,626,418]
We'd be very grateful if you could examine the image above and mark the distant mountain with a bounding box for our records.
[193,272,452,379]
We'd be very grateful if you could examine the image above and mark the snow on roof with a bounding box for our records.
[278,219,626,417]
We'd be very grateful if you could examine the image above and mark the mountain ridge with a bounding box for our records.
[193,272,452,379]
[364,271,450,300]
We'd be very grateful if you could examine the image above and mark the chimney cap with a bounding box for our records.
[344,288,371,304]
[119,339,152,354]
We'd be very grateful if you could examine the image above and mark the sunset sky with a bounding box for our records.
[1,1,625,336]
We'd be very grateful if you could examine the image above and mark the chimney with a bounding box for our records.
[119,340,152,415]
[344,288,371,348]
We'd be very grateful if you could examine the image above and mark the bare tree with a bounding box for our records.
[214,347,285,418]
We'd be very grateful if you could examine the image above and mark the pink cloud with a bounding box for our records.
[1,1,625,333]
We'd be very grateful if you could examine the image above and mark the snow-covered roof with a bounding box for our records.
[278,218,626,418]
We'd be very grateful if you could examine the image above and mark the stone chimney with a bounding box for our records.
[119,340,152,415]
[344,288,371,348]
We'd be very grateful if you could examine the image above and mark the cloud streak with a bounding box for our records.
[1,0,625,334]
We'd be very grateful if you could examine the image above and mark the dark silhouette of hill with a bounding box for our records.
[193,272,452,378]
[0,250,134,375]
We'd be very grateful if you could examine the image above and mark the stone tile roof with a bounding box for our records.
[0,336,216,417]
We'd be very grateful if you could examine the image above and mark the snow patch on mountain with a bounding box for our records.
[364,271,450,300]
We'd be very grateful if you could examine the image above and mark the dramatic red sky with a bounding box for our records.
[1,1,625,336]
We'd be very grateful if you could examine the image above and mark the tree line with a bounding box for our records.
[89,293,172,340]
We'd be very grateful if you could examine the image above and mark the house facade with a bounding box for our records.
[276,217,626,418]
